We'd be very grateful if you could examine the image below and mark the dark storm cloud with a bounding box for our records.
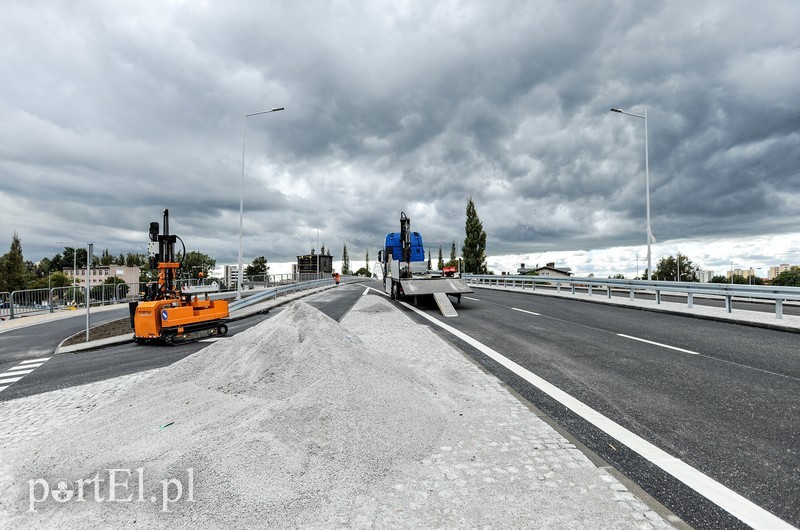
[1,0,798,273]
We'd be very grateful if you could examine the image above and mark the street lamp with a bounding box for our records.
[238,106,284,300]
[317,208,333,277]
[611,107,653,280]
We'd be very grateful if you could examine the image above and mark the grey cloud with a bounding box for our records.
[1,0,798,273]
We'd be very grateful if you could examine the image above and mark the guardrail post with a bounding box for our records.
[629,288,634,301]
[557,282,561,293]
[571,283,575,295]
[588,284,593,296]
[532,280,535,291]
[725,295,732,313]
[687,292,693,309]
[607,286,612,299]
[656,290,661,304]
[776,299,783,319]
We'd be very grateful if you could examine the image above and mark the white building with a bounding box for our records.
[769,263,797,280]
[697,270,714,283]
[63,265,140,286]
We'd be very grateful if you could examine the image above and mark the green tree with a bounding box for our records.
[99,249,115,266]
[103,276,129,298]
[30,271,72,289]
[245,256,269,278]
[125,252,146,267]
[178,251,216,278]
[437,246,444,270]
[353,267,371,277]
[0,233,29,292]
[341,244,351,275]
[62,247,89,269]
[771,266,800,287]
[712,274,749,284]
[365,249,370,270]
[462,197,488,274]
[654,253,699,282]
[450,241,456,261]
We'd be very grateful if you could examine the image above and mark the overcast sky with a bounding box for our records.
[2,0,799,277]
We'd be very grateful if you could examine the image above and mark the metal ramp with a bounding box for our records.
[433,292,458,317]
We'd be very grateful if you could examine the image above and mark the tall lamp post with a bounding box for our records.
[317,208,333,277]
[611,107,653,280]
[238,106,284,300]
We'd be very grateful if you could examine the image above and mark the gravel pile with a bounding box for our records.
[1,302,447,527]
[2,296,666,528]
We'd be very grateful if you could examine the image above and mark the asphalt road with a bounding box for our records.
[386,283,799,529]
[0,284,366,402]
[3,281,797,527]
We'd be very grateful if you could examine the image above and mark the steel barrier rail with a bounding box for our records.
[0,275,361,321]
[228,278,336,312]
[464,274,800,319]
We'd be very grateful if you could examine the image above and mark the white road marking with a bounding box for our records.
[362,287,370,296]
[617,334,699,355]
[0,357,52,393]
[512,307,541,316]
[199,337,227,343]
[398,299,793,530]
[1,368,35,377]
[464,296,481,301]
[17,358,47,366]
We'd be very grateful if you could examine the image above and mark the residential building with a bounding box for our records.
[224,265,244,289]
[63,265,140,286]
[517,262,572,278]
[769,264,797,280]
[697,270,714,283]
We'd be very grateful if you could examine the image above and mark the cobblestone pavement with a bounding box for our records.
[0,370,158,448]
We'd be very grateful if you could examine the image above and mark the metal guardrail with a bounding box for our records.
[464,274,800,319]
[228,278,338,312]
[0,274,364,321]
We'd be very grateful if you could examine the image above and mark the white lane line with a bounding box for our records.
[512,307,541,316]
[464,296,481,301]
[0,357,53,393]
[362,287,370,296]
[1,369,35,378]
[617,334,699,355]
[398,299,793,530]
[17,358,48,366]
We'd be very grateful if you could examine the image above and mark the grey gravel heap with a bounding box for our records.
[0,296,670,528]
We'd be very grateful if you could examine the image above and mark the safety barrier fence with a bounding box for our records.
[464,274,800,320]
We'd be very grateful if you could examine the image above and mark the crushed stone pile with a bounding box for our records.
[1,296,667,528]
[1,302,450,527]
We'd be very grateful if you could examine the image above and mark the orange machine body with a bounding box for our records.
[133,296,229,340]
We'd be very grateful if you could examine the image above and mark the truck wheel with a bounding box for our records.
[217,324,228,336]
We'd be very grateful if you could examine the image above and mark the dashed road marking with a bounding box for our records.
[512,307,541,316]
[463,296,481,301]
[617,334,699,355]
[0,357,51,393]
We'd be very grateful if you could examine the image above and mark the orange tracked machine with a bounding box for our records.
[130,209,229,344]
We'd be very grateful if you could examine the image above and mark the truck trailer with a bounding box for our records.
[378,212,472,317]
